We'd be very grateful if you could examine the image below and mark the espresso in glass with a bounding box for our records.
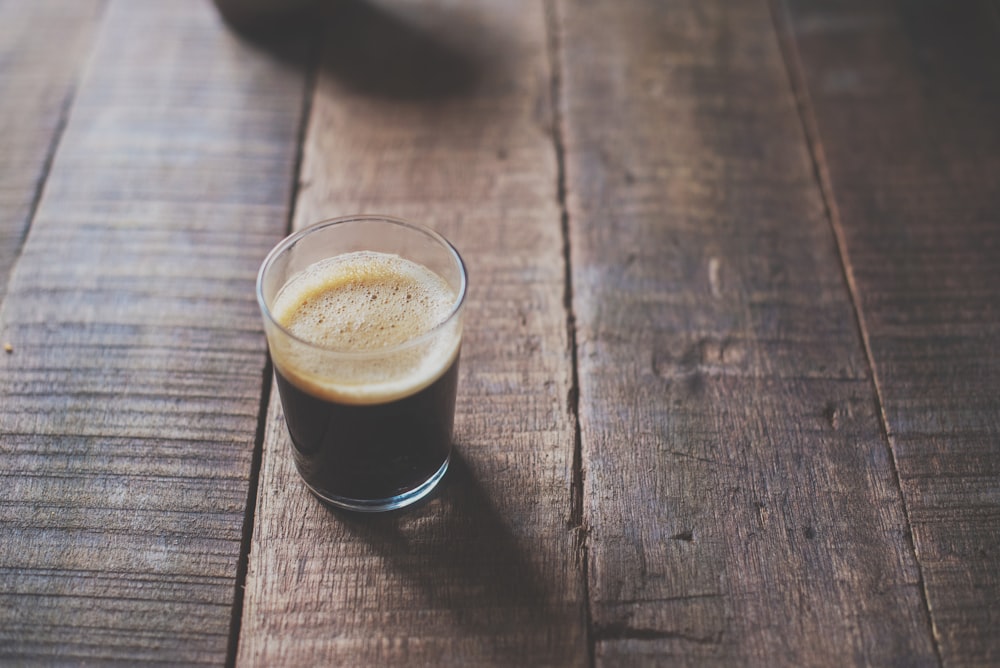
[257,217,466,512]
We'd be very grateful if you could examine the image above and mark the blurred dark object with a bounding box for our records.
[212,0,319,34]
[324,0,481,99]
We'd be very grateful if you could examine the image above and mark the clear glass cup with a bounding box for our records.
[257,215,467,512]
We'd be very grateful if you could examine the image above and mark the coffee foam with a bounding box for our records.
[269,251,461,404]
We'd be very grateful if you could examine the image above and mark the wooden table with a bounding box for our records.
[2,0,998,665]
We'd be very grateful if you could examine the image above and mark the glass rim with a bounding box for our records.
[256,214,467,359]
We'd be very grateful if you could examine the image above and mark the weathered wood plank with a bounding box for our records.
[779,0,1000,663]
[0,0,104,300]
[238,0,587,664]
[557,0,937,664]
[0,0,309,663]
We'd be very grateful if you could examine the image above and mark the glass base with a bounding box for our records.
[301,455,450,513]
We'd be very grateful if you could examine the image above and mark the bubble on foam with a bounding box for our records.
[269,251,462,404]
[274,251,455,349]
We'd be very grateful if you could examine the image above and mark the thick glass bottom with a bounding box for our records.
[300,455,450,513]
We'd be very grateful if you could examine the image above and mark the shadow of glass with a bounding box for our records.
[329,449,572,657]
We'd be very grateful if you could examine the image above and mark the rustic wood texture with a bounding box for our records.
[557,0,938,664]
[4,0,998,664]
[0,0,104,299]
[0,0,308,663]
[238,0,587,664]
[779,0,1000,663]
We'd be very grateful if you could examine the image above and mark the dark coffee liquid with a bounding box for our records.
[268,251,461,505]
[275,354,459,502]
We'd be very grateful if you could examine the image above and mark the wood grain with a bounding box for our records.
[237,0,587,664]
[556,0,937,664]
[0,0,309,662]
[779,0,1000,663]
[0,0,104,300]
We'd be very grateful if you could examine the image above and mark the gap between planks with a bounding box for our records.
[542,0,594,665]
[0,0,108,301]
[765,0,943,664]
[223,23,322,668]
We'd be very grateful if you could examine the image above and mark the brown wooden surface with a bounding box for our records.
[779,0,1000,664]
[0,0,308,662]
[558,0,938,664]
[237,0,587,665]
[0,0,997,665]
[0,0,103,299]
